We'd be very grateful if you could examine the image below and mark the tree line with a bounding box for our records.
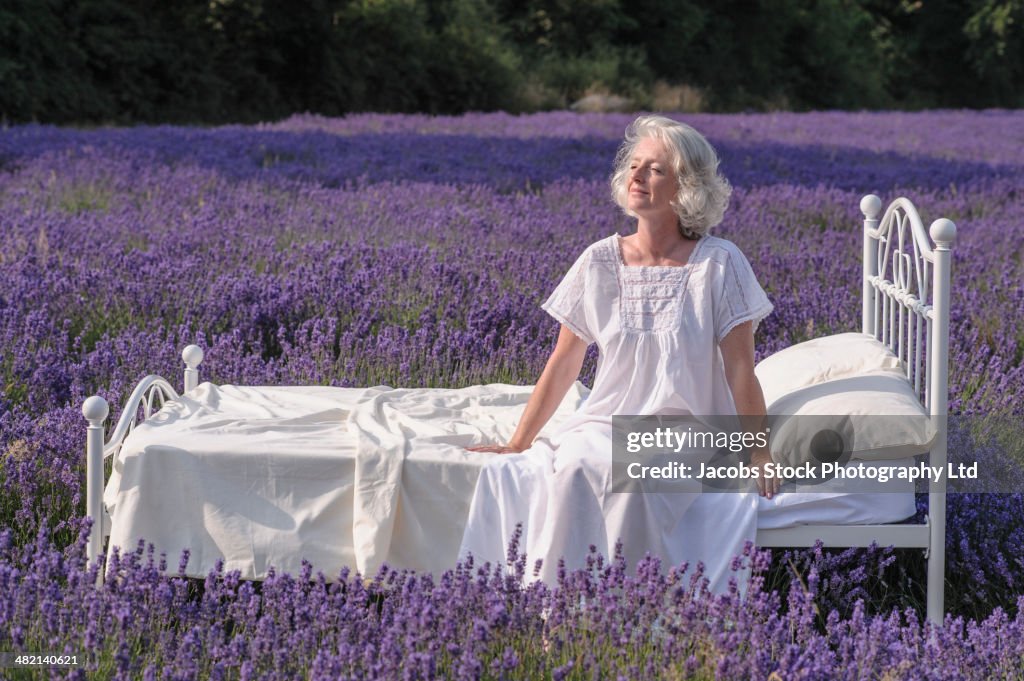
[1,0,1021,124]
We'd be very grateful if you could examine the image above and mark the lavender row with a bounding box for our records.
[2,526,1024,680]
[1,113,1023,671]
[3,113,1022,193]
[269,110,1024,168]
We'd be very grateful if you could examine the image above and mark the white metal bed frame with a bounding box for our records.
[82,195,956,624]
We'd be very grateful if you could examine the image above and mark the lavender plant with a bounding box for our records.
[1,111,1023,677]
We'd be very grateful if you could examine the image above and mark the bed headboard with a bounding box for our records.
[860,195,956,625]
[859,195,956,419]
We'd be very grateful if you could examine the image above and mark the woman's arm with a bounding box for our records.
[720,321,779,498]
[467,325,588,454]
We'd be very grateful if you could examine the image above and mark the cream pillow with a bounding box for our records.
[767,371,937,467]
[756,332,904,406]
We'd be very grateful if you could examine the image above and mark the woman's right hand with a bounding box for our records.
[465,324,586,456]
[466,442,528,454]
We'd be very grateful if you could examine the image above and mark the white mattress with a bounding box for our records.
[103,383,917,580]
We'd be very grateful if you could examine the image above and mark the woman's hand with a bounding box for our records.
[464,324,586,456]
[466,442,528,455]
[750,447,780,499]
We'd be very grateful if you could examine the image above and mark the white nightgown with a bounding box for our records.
[458,233,774,593]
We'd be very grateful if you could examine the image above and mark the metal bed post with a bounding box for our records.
[83,395,109,578]
[926,217,956,626]
[183,344,205,393]
[861,195,882,336]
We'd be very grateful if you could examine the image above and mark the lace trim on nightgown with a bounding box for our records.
[612,234,704,333]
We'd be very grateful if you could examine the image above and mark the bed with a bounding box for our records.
[83,194,955,624]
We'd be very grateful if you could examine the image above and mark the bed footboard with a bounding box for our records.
[83,345,205,579]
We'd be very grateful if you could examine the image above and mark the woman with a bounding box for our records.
[461,115,777,591]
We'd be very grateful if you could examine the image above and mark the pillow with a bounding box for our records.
[756,333,904,406]
[767,371,937,468]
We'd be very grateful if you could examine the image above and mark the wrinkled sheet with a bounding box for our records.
[103,382,916,580]
[104,381,586,579]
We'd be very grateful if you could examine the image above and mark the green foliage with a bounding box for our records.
[0,0,97,123]
[660,0,889,111]
[424,0,522,112]
[964,0,1024,105]
[0,0,1022,122]
[493,0,653,108]
[55,181,113,214]
[865,0,1024,109]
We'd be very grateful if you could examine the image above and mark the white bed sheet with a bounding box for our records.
[103,383,917,580]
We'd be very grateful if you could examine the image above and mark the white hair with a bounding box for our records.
[610,115,732,238]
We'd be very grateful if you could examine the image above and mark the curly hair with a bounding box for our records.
[610,115,731,239]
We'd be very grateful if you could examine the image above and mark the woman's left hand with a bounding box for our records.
[750,448,780,499]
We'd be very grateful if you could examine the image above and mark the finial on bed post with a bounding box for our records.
[926,217,956,626]
[182,345,205,393]
[860,195,882,337]
[83,395,109,578]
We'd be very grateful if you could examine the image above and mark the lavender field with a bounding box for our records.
[1,111,1023,678]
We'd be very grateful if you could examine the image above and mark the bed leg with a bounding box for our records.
[83,396,109,586]
[926,481,947,627]
[182,345,205,393]
[926,515,945,627]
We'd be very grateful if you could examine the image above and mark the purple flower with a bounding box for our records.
[1,111,1023,677]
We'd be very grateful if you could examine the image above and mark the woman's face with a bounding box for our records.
[626,137,678,218]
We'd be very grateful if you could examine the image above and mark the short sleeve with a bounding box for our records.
[714,244,774,343]
[541,248,596,345]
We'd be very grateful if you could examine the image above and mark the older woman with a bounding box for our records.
[461,115,776,590]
